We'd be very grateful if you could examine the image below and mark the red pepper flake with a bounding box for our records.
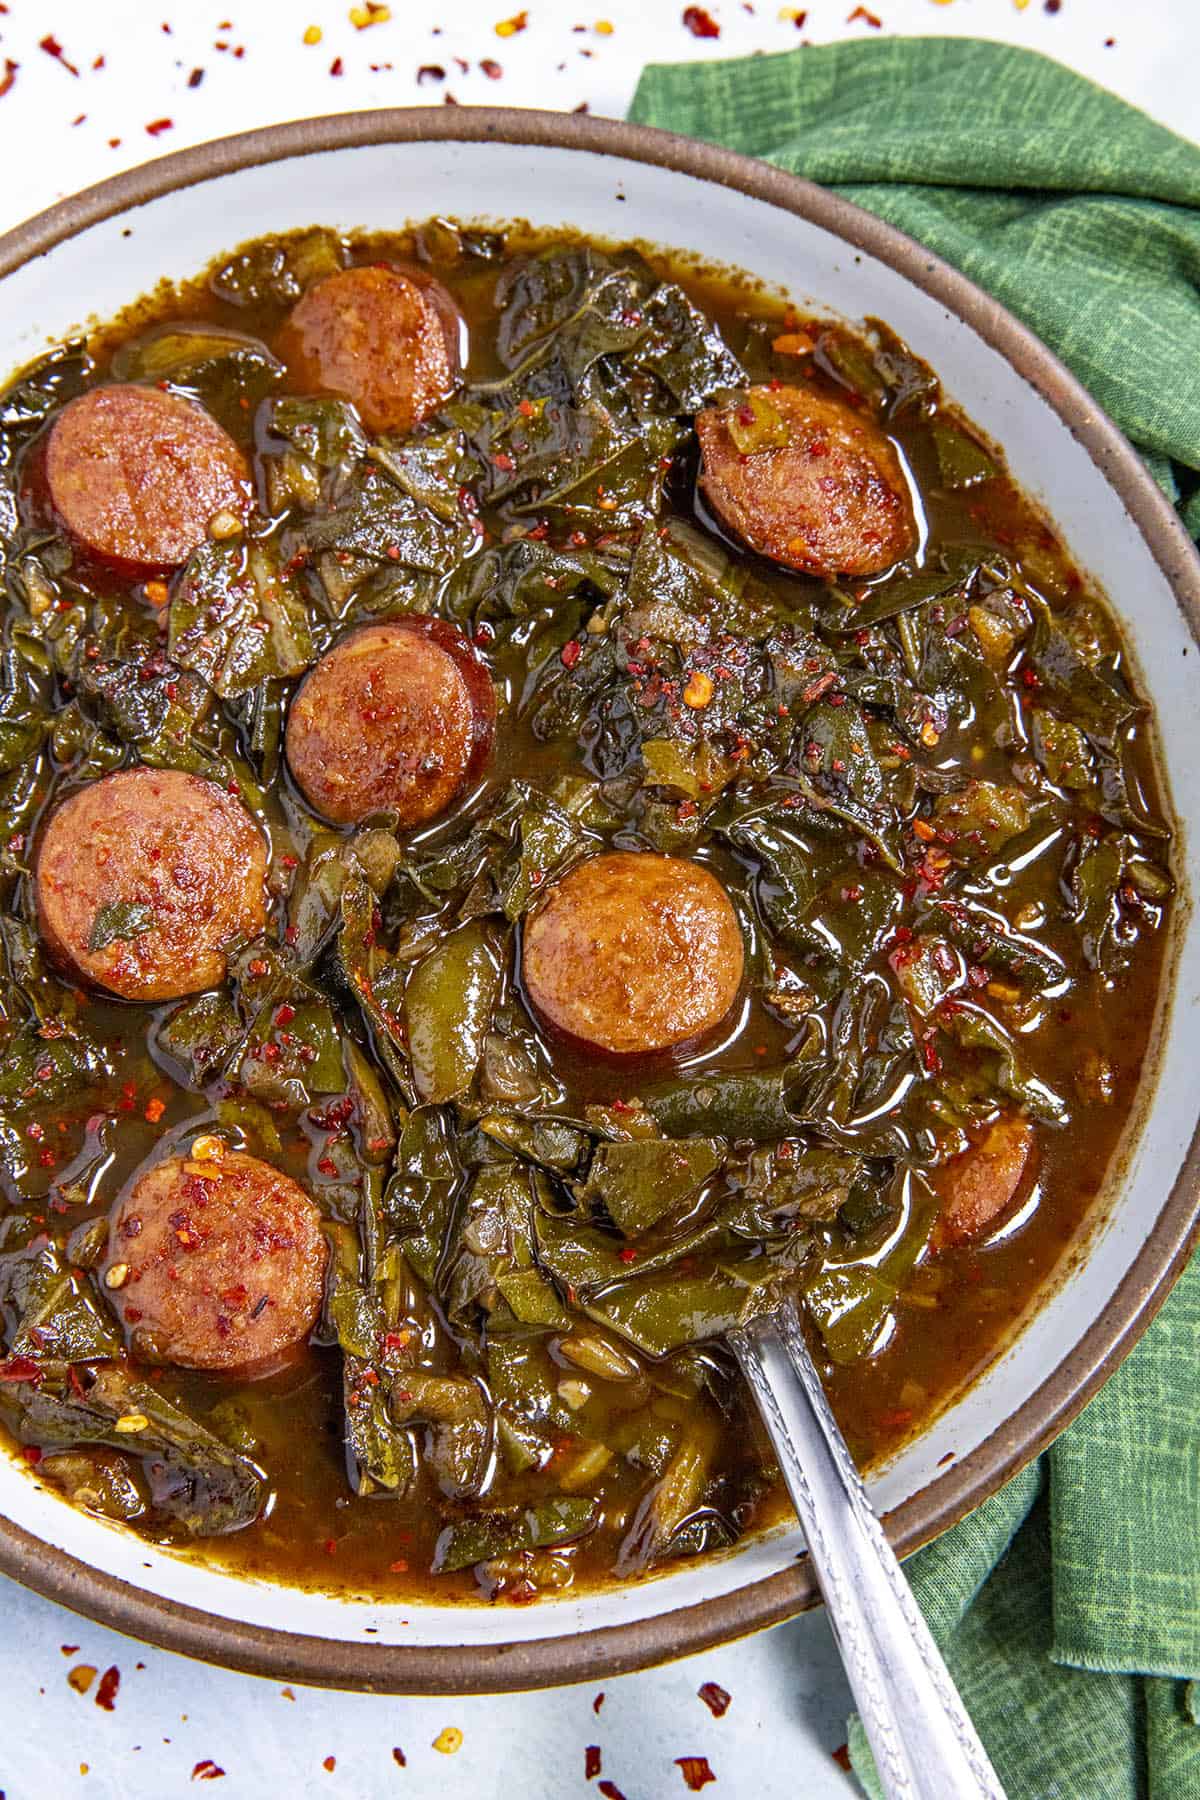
[417,62,445,82]
[145,118,174,136]
[0,59,17,98]
[22,1443,41,1464]
[95,1665,120,1711]
[676,1757,716,1792]
[0,1356,41,1384]
[144,1098,166,1124]
[480,57,503,78]
[323,1756,336,1772]
[846,3,881,22]
[330,55,344,75]
[593,1691,605,1713]
[800,669,838,706]
[188,67,205,86]
[597,1785,627,1800]
[832,1745,852,1772]
[585,1745,602,1780]
[39,34,80,75]
[561,639,582,670]
[618,1246,638,1264]
[682,5,721,36]
[61,1645,80,1657]
[191,1762,226,1782]
[392,1747,407,1767]
[698,1681,731,1717]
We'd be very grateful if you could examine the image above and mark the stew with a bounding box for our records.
[0,221,1172,1602]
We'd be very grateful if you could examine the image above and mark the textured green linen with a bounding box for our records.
[630,39,1200,1800]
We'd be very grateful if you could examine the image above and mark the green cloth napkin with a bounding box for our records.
[629,38,1200,1800]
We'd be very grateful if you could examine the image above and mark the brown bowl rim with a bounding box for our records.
[0,104,1197,1694]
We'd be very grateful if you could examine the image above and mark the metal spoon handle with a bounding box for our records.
[728,1304,1006,1800]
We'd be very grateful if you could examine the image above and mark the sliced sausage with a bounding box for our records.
[103,1145,327,1372]
[35,767,267,1002]
[696,383,916,578]
[43,384,251,576]
[933,1116,1037,1246]
[285,617,494,827]
[522,851,744,1056]
[277,265,460,435]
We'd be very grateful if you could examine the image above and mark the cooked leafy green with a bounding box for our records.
[170,535,314,697]
[581,1137,723,1237]
[87,901,154,954]
[0,1366,265,1535]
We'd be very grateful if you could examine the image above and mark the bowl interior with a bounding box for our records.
[0,117,1196,1683]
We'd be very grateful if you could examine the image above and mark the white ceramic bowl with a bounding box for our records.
[0,109,1196,1692]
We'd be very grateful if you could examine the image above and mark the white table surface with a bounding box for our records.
[0,3,1193,1796]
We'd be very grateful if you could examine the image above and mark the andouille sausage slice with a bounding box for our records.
[696,384,916,578]
[103,1144,327,1373]
[277,265,460,435]
[933,1115,1037,1246]
[35,767,268,1002]
[522,851,744,1056]
[43,384,251,576]
[285,617,495,827]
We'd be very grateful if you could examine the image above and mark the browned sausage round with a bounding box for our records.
[35,767,268,1002]
[277,265,460,435]
[522,851,744,1056]
[933,1115,1036,1246]
[43,384,251,576]
[285,617,495,827]
[103,1144,327,1372]
[695,384,916,578]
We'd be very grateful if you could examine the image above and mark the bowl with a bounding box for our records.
[0,107,1196,1694]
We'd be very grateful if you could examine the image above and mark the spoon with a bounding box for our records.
[727,1300,1007,1800]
